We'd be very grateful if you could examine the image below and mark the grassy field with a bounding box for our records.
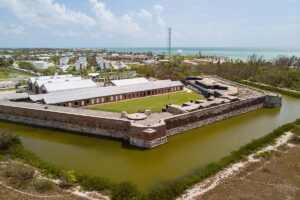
[86,91,204,113]
[0,67,31,80]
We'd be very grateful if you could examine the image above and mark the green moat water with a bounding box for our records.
[1,95,300,192]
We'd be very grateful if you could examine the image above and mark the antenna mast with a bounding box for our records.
[168,27,172,56]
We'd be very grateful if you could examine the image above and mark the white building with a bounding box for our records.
[32,61,50,69]
[75,57,87,70]
[109,78,150,86]
[40,79,97,93]
[110,61,129,70]
[111,53,120,57]
[0,55,12,59]
[96,57,109,70]
[143,60,156,65]
[60,57,69,66]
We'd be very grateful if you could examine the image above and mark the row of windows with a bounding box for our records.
[60,86,182,107]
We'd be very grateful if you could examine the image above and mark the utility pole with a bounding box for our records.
[168,27,172,56]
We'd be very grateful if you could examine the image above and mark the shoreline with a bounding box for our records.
[177,132,294,200]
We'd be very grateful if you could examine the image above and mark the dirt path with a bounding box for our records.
[0,161,108,200]
[197,144,300,200]
[0,183,86,200]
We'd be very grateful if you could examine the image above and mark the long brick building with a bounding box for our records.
[29,80,183,107]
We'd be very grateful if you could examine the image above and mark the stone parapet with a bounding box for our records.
[129,121,167,148]
[264,93,282,108]
[0,92,279,149]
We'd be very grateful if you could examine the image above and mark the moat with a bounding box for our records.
[1,95,299,192]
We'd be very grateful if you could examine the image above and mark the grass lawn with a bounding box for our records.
[86,91,204,113]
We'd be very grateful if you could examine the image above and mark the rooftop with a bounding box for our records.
[110,78,150,86]
[41,79,97,93]
[30,80,183,104]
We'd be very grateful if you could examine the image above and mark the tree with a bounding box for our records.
[19,61,36,71]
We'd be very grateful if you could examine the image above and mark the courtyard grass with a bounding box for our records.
[85,91,204,113]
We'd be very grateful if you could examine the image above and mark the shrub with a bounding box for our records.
[4,163,35,180]
[112,181,143,200]
[34,179,55,193]
[3,163,35,189]
[289,135,300,144]
[241,81,300,98]
[1,119,300,200]
[0,130,21,151]
[291,126,300,135]
[59,170,76,188]
[77,174,114,196]
[18,166,35,181]
[253,151,273,160]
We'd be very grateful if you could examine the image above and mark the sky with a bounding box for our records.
[0,0,299,48]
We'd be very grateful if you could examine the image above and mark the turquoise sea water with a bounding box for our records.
[104,47,300,61]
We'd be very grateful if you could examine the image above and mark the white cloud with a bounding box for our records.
[136,9,152,19]
[0,0,167,44]
[51,30,81,37]
[90,0,141,34]
[131,4,166,36]
[0,23,27,36]
[0,0,95,28]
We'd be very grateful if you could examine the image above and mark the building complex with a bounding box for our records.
[0,75,282,149]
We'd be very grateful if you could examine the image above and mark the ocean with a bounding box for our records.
[104,47,300,61]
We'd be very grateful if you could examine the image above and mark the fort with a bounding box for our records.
[0,76,282,149]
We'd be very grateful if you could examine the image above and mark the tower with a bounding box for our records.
[168,27,172,56]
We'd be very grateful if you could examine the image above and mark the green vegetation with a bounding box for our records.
[59,169,77,188]
[0,67,30,79]
[4,163,35,189]
[253,151,273,160]
[50,56,60,65]
[133,55,300,91]
[87,57,97,68]
[0,58,13,67]
[0,129,21,151]
[86,91,204,113]
[39,66,57,76]
[241,80,300,98]
[145,119,300,200]
[0,129,141,200]
[289,126,300,144]
[34,179,55,193]
[19,61,36,71]
[1,118,300,199]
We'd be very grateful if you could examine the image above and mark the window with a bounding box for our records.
[74,101,79,106]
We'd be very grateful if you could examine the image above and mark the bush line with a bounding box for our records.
[1,119,300,200]
[241,80,300,98]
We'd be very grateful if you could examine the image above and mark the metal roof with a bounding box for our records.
[41,79,97,93]
[34,76,82,87]
[30,80,183,104]
[111,78,150,86]
[29,74,74,85]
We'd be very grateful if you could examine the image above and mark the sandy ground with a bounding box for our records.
[0,183,86,200]
[177,132,300,200]
[198,144,300,200]
[0,161,109,200]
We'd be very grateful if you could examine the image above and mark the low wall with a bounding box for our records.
[0,94,273,149]
[129,122,167,148]
[164,96,266,135]
[0,104,131,139]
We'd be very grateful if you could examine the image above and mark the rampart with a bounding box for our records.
[0,78,282,149]
[164,97,265,135]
